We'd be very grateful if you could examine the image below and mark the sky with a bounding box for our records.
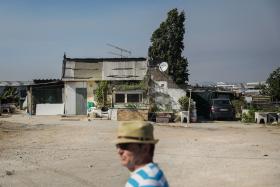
[0,0,279,84]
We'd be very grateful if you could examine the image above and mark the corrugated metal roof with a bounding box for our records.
[65,57,146,63]
[33,79,61,84]
[0,81,32,86]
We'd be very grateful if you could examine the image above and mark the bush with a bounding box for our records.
[241,108,256,123]
[178,96,189,111]
[232,99,244,117]
[95,81,108,107]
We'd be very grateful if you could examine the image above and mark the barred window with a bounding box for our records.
[127,94,142,103]
[115,94,125,103]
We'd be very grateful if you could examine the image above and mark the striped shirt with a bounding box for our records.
[125,163,169,187]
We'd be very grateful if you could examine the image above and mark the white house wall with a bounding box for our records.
[167,89,186,110]
[154,81,168,93]
[154,81,186,110]
[64,81,87,115]
[36,104,65,115]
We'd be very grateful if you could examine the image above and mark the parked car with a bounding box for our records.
[209,98,235,120]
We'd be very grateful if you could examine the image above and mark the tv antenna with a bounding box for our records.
[107,43,131,58]
[108,51,123,58]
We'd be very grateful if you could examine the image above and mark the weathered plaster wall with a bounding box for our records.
[153,80,186,111]
[102,60,147,80]
[75,62,102,80]
[64,81,87,115]
[87,81,98,112]
[167,88,186,110]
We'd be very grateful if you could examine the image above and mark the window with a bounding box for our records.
[115,94,125,103]
[127,94,142,103]
[114,92,143,104]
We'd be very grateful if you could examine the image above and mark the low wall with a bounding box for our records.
[36,103,64,115]
[117,109,148,121]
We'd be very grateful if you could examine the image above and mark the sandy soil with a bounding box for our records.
[0,114,280,187]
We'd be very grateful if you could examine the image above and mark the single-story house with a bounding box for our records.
[61,54,148,116]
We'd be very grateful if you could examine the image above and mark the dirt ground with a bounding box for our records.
[0,113,280,187]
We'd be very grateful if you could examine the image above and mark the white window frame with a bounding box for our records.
[114,91,143,104]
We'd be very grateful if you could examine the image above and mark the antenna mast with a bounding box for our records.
[107,43,132,58]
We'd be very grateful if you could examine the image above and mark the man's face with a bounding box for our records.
[116,143,144,171]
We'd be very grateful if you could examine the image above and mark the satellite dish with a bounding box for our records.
[159,62,168,72]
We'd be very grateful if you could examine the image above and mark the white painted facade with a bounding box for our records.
[36,104,65,115]
[64,81,87,115]
[167,88,186,110]
[154,80,186,110]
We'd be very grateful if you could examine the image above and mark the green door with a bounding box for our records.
[76,88,87,115]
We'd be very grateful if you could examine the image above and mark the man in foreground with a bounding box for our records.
[115,121,169,187]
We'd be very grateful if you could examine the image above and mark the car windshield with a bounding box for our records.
[213,99,230,105]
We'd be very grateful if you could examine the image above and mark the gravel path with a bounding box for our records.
[0,114,280,187]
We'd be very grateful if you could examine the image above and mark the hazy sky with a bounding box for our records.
[0,0,279,83]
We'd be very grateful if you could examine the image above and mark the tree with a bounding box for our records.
[178,96,190,111]
[0,87,19,103]
[148,8,189,85]
[264,67,280,101]
[95,81,108,107]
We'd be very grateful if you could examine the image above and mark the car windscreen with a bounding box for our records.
[213,100,231,105]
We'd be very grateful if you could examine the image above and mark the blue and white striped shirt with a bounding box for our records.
[125,163,169,187]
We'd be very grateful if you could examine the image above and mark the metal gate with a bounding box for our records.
[76,88,87,115]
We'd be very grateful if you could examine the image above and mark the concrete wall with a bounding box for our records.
[64,81,87,115]
[167,88,186,110]
[153,81,186,111]
[36,104,64,115]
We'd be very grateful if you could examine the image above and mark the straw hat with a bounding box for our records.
[115,121,159,144]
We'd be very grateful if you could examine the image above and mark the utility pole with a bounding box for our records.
[188,88,192,124]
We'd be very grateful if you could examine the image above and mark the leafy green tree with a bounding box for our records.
[259,84,269,96]
[178,96,190,111]
[148,8,189,85]
[0,87,19,102]
[264,67,280,101]
[95,81,108,107]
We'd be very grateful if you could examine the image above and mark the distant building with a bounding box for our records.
[243,81,266,96]
[214,81,266,96]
